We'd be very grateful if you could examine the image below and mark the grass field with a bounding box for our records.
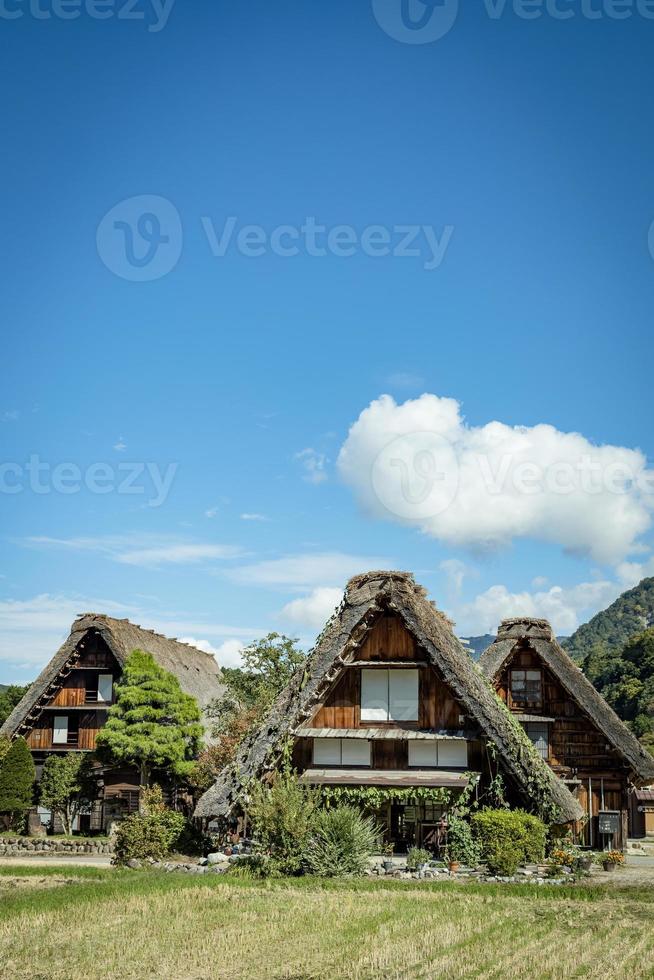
[0,867,653,979]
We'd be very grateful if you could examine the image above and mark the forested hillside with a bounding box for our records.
[560,578,654,755]
[564,578,654,663]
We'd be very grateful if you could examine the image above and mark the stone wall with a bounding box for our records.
[0,835,113,856]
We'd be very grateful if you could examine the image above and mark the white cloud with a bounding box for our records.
[0,593,138,670]
[0,593,262,675]
[229,551,391,589]
[338,394,654,565]
[386,372,425,390]
[614,557,654,589]
[205,507,218,519]
[279,587,343,629]
[439,559,470,597]
[240,513,268,522]
[531,576,549,589]
[1,410,19,422]
[295,448,328,485]
[214,639,246,668]
[23,535,242,568]
[455,578,623,637]
[113,436,127,452]
[179,636,245,668]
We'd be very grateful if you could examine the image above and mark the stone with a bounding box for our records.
[198,857,208,866]
[126,858,141,870]
[207,852,228,866]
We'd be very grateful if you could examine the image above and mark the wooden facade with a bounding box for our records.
[289,615,487,849]
[25,636,116,754]
[489,639,631,848]
[3,614,226,833]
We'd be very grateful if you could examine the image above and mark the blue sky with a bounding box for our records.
[1,0,654,680]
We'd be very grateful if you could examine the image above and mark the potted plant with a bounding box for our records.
[601,850,625,872]
[381,841,394,872]
[577,852,593,873]
[406,847,431,873]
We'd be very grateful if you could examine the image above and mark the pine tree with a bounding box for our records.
[0,737,35,829]
[95,650,203,800]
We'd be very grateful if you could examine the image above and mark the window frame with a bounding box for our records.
[408,739,468,769]
[509,668,543,708]
[524,722,549,761]
[312,738,371,767]
[360,668,419,723]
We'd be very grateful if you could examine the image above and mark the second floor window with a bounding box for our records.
[360,668,418,722]
[510,669,542,707]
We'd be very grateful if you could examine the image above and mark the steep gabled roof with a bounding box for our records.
[478,618,654,784]
[1,613,226,738]
[196,571,582,822]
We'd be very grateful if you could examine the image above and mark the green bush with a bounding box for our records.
[227,854,282,879]
[0,737,35,830]
[304,805,380,878]
[113,785,185,863]
[406,847,431,871]
[471,809,546,876]
[248,773,319,876]
[446,816,482,867]
[173,821,211,857]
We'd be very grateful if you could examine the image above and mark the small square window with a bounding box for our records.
[510,668,542,706]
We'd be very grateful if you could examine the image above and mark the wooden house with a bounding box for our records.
[196,572,582,847]
[0,614,226,831]
[479,618,654,849]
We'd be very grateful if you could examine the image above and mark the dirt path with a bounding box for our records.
[0,854,113,868]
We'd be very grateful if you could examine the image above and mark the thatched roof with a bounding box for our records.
[478,618,654,784]
[1,613,226,738]
[196,571,582,823]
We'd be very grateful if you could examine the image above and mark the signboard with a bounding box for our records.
[598,810,620,835]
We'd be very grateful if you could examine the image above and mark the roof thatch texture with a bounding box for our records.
[478,618,654,784]
[1,613,226,738]
[195,571,582,823]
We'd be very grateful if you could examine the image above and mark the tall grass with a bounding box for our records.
[0,870,652,978]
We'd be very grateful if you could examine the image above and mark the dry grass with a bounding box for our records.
[0,871,653,979]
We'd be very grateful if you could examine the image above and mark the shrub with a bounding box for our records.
[471,809,546,876]
[0,737,35,830]
[113,785,185,863]
[248,773,319,876]
[446,816,482,867]
[305,806,380,878]
[174,820,211,857]
[406,847,431,871]
[227,854,281,879]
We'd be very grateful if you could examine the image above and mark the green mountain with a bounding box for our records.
[561,578,654,754]
[564,577,654,663]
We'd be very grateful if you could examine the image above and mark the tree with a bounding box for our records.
[195,634,306,787]
[39,753,98,835]
[220,633,306,714]
[0,737,35,829]
[95,650,203,801]
[0,684,30,727]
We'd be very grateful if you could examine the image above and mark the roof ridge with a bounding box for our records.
[72,612,218,659]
